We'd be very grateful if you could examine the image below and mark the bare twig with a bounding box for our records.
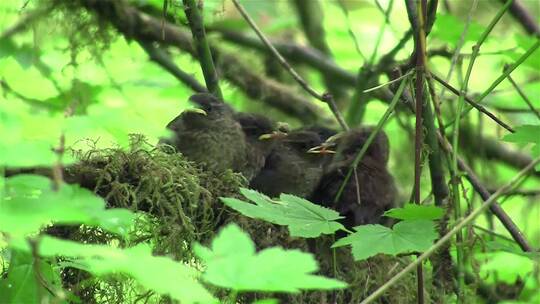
[231,0,348,130]
[455,156,534,252]
[505,66,540,120]
[431,73,515,133]
[336,0,367,61]
[500,0,540,36]
[138,40,207,93]
[440,131,534,252]
[293,0,348,105]
[437,0,478,101]
[360,155,540,304]
[0,8,49,39]
[80,0,324,123]
[406,0,429,301]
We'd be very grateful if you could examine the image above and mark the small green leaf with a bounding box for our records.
[1,175,135,236]
[194,224,347,292]
[384,204,444,220]
[0,250,65,304]
[220,188,345,238]
[431,14,485,47]
[10,237,216,304]
[332,220,438,261]
[503,125,540,170]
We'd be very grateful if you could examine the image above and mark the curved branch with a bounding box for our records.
[78,0,324,123]
[138,40,207,93]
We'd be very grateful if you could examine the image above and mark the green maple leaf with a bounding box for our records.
[220,188,345,238]
[1,175,135,236]
[384,204,444,220]
[194,224,347,292]
[332,220,438,261]
[9,237,216,304]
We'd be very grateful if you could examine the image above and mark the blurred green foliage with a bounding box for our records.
[1,0,539,303]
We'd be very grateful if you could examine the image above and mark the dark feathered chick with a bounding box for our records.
[310,127,397,227]
[298,125,337,142]
[249,130,331,198]
[233,112,285,181]
[159,93,246,173]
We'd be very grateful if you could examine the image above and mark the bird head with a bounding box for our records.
[283,131,334,155]
[188,93,233,117]
[319,128,390,164]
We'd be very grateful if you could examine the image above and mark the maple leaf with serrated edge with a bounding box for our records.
[384,204,444,220]
[332,220,438,261]
[220,188,345,238]
[194,223,347,292]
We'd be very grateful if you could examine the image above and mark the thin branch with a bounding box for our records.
[138,40,207,93]
[476,38,540,103]
[80,0,324,123]
[336,0,367,61]
[437,0,478,102]
[505,70,540,120]
[359,155,540,304]
[487,188,540,197]
[231,0,348,130]
[0,7,50,39]
[455,38,540,122]
[431,73,515,133]
[460,127,540,179]
[214,29,357,86]
[439,135,535,252]
[181,0,223,99]
[500,0,540,36]
[293,0,348,105]
[407,0,429,302]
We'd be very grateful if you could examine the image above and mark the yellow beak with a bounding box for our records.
[183,108,207,116]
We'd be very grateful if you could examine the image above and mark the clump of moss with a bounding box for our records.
[59,136,420,303]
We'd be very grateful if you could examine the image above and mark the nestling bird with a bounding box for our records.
[159,93,247,173]
[249,130,331,198]
[298,125,337,142]
[310,128,397,227]
[233,112,285,181]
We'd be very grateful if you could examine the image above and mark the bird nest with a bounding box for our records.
[58,135,419,304]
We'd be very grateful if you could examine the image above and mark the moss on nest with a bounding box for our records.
[58,136,419,303]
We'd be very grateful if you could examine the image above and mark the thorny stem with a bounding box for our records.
[408,0,429,302]
[360,155,540,304]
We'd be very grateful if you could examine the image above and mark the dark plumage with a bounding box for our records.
[249,130,329,198]
[311,128,397,227]
[233,112,283,180]
[159,93,247,173]
[298,125,337,142]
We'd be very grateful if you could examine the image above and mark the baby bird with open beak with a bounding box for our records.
[310,127,397,227]
[159,93,247,173]
[249,130,334,198]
